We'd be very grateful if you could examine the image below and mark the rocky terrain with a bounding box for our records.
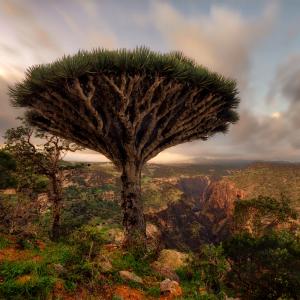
[1,161,299,299]
[59,161,300,251]
[148,177,246,250]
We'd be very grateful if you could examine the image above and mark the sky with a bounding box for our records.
[0,0,300,163]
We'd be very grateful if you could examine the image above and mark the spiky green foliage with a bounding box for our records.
[10,47,238,104]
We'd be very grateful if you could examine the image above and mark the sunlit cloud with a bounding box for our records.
[149,1,278,91]
[271,112,281,119]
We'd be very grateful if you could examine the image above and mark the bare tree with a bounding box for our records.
[9,47,239,249]
[5,123,82,240]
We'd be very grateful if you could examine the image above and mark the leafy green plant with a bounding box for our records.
[177,245,229,299]
[223,231,300,299]
[233,195,298,236]
[146,286,160,297]
[69,225,106,259]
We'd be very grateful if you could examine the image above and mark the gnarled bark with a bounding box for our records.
[49,174,63,241]
[121,161,146,250]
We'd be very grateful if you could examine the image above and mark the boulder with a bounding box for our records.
[160,279,182,299]
[154,249,189,270]
[96,256,113,273]
[146,223,160,240]
[16,274,32,284]
[52,263,66,275]
[119,270,143,284]
[151,263,180,282]
[151,249,189,280]
[107,228,125,244]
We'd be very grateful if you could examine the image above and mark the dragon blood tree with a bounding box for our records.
[9,47,239,249]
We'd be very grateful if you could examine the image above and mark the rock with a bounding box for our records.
[151,263,180,282]
[151,249,189,281]
[146,223,160,240]
[107,228,125,244]
[155,249,189,271]
[119,270,143,284]
[52,263,66,275]
[146,223,162,251]
[160,279,182,299]
[199,286,208,295]
[114,285,144,300]
[16,274,32,284]
[97,257,113,273]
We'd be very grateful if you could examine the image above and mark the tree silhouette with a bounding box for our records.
[5,123,82,240]
[9,47,239,249]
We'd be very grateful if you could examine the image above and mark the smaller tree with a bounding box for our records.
[223,231,300,299]
[4,122,83,240]
[233,195,298,236]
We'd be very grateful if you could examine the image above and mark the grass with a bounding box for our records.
[0,259,55,299]
[0,236,10,249]
[146,286,160,297]
[41,242,77,265]
[176,267,203,298]
[112,252,154,277]
[0,241,81,299]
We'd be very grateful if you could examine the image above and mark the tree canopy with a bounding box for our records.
[9,47,239,165]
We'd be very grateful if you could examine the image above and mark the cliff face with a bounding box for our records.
[147,176,245,251]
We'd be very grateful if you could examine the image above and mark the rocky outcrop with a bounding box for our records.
[160,279,182,299]
[147,177,245,250]
[152,249,189,271]
[119,271,143,284]
[151,249,189,281]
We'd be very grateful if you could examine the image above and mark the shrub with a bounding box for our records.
[223,231,300,299]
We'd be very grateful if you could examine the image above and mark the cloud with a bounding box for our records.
[1,1,61,55]
[54,1,117,50]
[268,54,300,104]
[140,1,300,162]
[150,1,278,90]
[269,54,300,145]
[168,52,300,162]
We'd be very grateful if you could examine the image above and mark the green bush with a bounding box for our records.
[69,225,106,259]
[223,231,300,299]
[112,252,153,277]
[60,186,121,235]
[0,260,55,299]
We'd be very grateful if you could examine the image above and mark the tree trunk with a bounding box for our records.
[121,161,146,252]
[50,174,62,241]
